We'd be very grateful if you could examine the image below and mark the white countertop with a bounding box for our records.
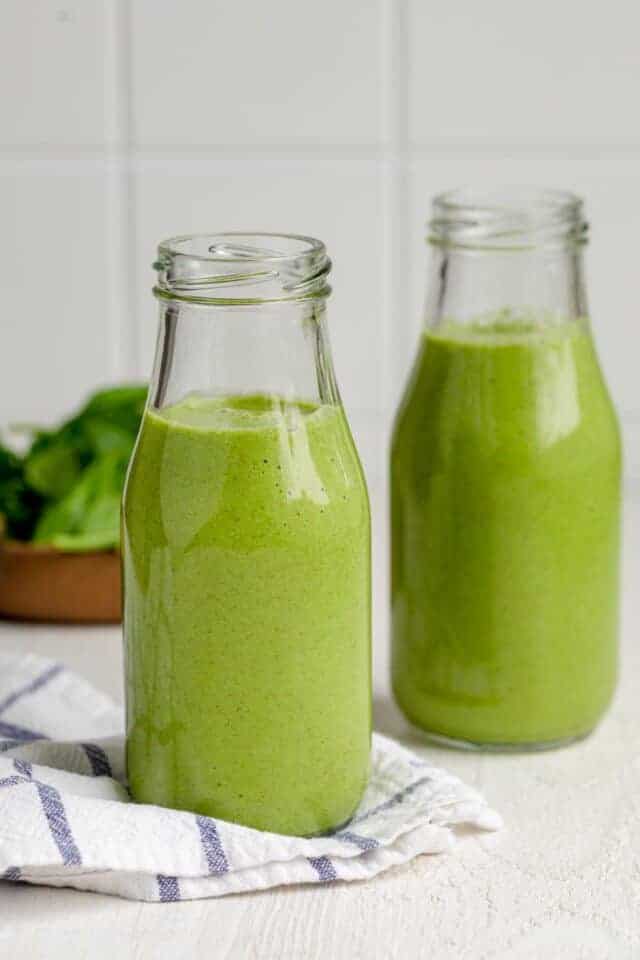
[0,495,638,960]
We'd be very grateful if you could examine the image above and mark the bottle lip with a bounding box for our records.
[153,232,332,305]
[429,187,588,251]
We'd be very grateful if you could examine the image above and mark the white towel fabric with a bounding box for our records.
[0,651,501,902]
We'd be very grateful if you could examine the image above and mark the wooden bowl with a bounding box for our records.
[0,541,121,623]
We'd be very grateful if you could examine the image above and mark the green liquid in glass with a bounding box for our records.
[124,394,371,834]
[391,318,621,747]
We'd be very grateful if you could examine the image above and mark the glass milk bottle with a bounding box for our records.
[391,190,621,750]
[123,234,371,834]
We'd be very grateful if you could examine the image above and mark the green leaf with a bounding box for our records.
[33,477,92,543]
[81,385,148,434]
[44,529,120,552]
[80,418,137,459]
[0,478,43,540]
[0,443,22,480]
[33,452,128,553]
[0,383,146,548]
[0,442,44,540]
[24,438,83,499]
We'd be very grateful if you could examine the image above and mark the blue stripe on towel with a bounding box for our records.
[2,867,21,882]
[308,856,338,882]
[35,782,82,866]
[0,775,27,789]
[196,816,229,875]
[0,663,62,716]
[157,874,180,901]
[349,775,433,826]
[0,721,47,742]
[337,830,379,851]
[81,743,113,778]
[13,758,32,779]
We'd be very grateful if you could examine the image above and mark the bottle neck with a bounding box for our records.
[425,187,590,330]
[150,297,340,411]
[148,232,339,411]
[424,244,589,330]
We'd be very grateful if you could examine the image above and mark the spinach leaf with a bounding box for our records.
[0,384,147,551]
[33,451,129,551]
[0,444,44,540]
[24,436,84,500]
[81,386,148,436]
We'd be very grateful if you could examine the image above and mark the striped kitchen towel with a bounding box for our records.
[0,651,501,902]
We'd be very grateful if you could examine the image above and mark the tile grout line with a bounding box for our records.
[376,0,410,647]
[380,0,410,421]
[6,140,640,155]
[104,0,138,380]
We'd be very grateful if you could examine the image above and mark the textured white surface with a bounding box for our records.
[0,491,638,959]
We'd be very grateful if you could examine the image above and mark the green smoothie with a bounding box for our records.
[123,394,371,835]
[391,317,621,746]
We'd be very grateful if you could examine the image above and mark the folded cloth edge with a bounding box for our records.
[0,651,502,902]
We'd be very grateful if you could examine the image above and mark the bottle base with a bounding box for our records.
[407,724,596,754]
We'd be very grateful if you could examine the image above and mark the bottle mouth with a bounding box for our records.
[153,233,332,304]
[429,187,588,251]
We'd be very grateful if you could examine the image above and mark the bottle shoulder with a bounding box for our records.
[391,323,622,473]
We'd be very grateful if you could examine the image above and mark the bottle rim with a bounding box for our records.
[153,232,332,305]
[429,187,588,251]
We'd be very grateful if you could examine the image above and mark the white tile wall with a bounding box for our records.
[408,1,640,146]
[2,0,640,480]
[130,0,384,146]
[0,1,109,147]
[0,154,112,424]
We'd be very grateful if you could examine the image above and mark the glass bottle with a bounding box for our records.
[123,234,371,834]
[391,189,621,750]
